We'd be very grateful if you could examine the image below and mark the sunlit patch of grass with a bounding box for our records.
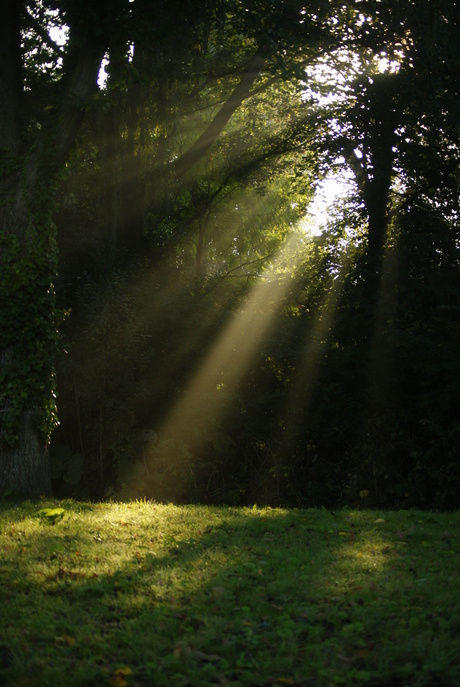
[0,501,459,687]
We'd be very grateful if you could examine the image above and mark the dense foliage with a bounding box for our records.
[1,0,459,507]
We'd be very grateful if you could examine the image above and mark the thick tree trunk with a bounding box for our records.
[1,0,110,496]
[0,412,51,496]
[0,167,56,496]
[349,73,401,301]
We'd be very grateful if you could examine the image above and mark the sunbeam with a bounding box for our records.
[151,268,293,461]
[351,221,403,489]
[136,210,353,502]
[280,256,350,421]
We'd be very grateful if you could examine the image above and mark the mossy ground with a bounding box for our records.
[0,500,459,687]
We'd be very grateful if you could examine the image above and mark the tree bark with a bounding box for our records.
[0,0,110,496]
[348,74,401,298]
[0,412,52,496]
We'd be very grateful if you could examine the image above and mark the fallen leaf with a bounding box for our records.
[109,666,133,687]
[339,531,356,543]
[37,507,65,524]
[55,635,76,647]
[109,676,128,687]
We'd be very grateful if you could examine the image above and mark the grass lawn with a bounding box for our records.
[0,499,459,687]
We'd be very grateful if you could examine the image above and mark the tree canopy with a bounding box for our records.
[1,0,459,508]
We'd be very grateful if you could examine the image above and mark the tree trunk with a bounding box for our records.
[0,412,51,496]
[349,73,401,301]
[0,0,110,496]
[0,164,56,497]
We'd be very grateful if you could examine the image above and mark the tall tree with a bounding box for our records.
[1,0,333,496]
[0,0,126,495]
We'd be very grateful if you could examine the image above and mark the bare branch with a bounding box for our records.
[219,254,274,280]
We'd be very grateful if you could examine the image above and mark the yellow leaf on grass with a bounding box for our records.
[109,676,128,687]
[109,666,133,687]
[55,635,76,647]
[38,507,65,523]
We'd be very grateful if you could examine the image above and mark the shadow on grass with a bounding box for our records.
[0,503,459,687]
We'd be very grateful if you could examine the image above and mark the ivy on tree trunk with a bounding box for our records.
[0,0,111,496]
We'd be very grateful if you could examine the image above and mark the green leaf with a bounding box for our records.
[37,507,65,524]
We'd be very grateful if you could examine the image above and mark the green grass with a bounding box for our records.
[0,500,459,687]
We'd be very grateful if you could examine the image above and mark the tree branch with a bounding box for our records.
[218,254,274,280]
[52,39,107,168]
[173,52,265,180]
[24,8,65,58]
